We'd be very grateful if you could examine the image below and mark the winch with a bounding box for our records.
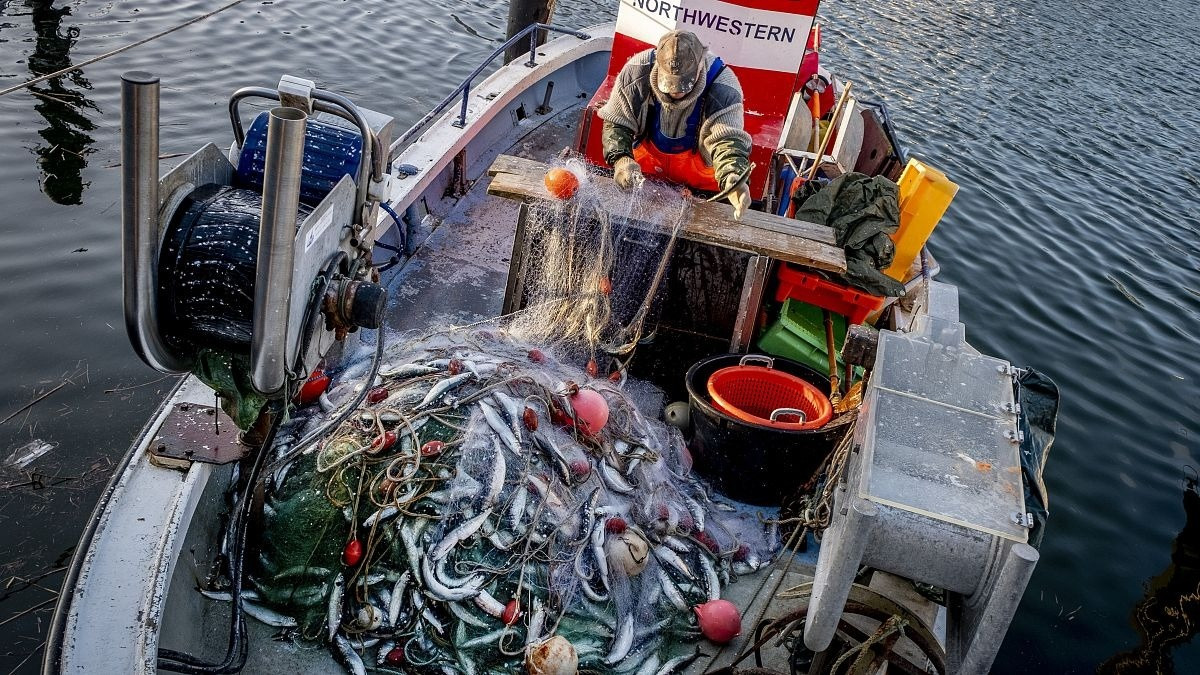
[121,72,398,431]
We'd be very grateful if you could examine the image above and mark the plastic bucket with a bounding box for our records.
[686,353,851,506]
[706,355,832,430]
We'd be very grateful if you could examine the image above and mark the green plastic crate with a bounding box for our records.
[757,298,847,375]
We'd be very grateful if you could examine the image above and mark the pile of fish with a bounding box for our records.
[219,329,779,674]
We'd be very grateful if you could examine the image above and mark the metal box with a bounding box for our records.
[805,283,1039,673]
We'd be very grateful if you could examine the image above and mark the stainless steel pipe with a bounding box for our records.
[250,106,308,395]
[120,71,189,373]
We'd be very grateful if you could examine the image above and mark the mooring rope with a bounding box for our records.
[0,0,246,99]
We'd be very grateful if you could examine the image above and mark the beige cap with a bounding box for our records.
[656,31,705,95]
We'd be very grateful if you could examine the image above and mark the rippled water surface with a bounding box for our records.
[0,0,1196,672]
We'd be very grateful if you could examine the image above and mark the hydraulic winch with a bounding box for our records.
[121,72,398,431]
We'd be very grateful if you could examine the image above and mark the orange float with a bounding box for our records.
[543,167,580,199]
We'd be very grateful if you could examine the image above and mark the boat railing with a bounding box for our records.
[387,22,591,160]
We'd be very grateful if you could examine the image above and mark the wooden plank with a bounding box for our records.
[686,207,844,273]
[487,154,846,274]
[490,153,837,245]
[832,98,865,174]
[730,255,771,353]
[501,203,531,315]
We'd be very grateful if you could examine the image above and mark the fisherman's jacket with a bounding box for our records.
[598,49,752,190]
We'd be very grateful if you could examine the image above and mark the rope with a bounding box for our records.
[828,615,908,675]
[0,0,247,99]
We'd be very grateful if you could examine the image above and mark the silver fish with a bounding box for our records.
[508,479,528,530]
[430,508,492,561]
[636,655,662,675]
[381,362,439,379]
[682,492,706,534]
[461,627,508,649]
[605,614,635,665]
[416,372,473,409]
[334,633,367,675]
[327,573,345,641]
[491,391,524,436]
[591,519,611,592]
[699,553,721,602]
[472,589,506,618]
[599,459,635,494]
[383,386,428,409]
[199,588,262,603]
[388,571,409,627]
[654,546,695,580]
[448,598,490,628]
[655,650,699,675]
[479,401,521,455]
[531,431,572,483]
[242,601,297,628]
[363,505,399,529]
[421,555,483,602]
[525,598,545,649]
[658,567,688,612]
[483,437,507,507]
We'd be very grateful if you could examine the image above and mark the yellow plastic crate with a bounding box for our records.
[883,158,959,281]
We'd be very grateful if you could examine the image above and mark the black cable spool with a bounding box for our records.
[157,184,313,354]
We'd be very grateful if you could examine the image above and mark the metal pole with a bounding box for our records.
[504,0,556,63]
[120,71,189,373]
[805,495,878,652]
[956,543,1039,673]
[251,106,308,395]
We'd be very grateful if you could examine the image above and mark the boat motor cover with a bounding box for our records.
[793,172,905,297]
[1016,367,1060,549]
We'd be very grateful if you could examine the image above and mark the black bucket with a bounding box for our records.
[686,354,852,506]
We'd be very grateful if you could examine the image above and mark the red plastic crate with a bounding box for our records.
[773,263,884,325]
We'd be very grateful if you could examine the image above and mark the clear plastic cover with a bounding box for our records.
[858,330,1027,541]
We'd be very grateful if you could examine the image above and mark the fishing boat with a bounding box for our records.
[44,1,1056,673]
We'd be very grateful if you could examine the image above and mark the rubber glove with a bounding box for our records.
[727,180,751,221]
[613,156,644,190]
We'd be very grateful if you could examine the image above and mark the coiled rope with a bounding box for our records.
[0,0,246,99]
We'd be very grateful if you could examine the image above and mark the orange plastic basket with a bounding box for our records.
[706,355,833,430]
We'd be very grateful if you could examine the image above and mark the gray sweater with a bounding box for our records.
[597,49,752,188]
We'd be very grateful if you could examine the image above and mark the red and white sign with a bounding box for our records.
[583,0,821,195]
[614,0,817,73]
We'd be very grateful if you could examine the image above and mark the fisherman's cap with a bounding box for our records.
[656,31,705,95]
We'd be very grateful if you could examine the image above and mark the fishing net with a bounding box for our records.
[506,153,691,372]
[245,156,781,673]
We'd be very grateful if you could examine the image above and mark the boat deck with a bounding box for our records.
[165,95,820,674]
[162,94,941,675]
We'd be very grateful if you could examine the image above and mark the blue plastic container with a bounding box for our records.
[235,111,363,206]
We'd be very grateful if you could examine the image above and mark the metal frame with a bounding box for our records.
[121,72,190,373]
[387,23,591,156]
[228,86,382,222]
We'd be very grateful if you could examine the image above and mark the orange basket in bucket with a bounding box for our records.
[707,355,833,430]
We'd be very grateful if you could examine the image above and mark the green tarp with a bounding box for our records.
[794,172,906,297]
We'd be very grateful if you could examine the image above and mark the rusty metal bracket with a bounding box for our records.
[149,402,248,467]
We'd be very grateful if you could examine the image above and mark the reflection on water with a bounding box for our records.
[1098,473,1200,674]
[26,0,97,205]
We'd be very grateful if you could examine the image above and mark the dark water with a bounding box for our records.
[0,0,1196,672]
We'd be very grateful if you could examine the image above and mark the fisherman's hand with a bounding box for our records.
[614,156,644,190]
[727,180,751,221]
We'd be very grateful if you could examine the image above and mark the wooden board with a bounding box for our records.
[487,154,846,273]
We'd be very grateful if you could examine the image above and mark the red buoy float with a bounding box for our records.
[543,167,580,200]
[342,539,363,566]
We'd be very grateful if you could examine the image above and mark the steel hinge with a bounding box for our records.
[1011,512,1034,529]
[1004,429,1025,444]
[1002,401,1021,415]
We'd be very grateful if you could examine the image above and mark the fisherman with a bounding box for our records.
[598,30,753,220]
